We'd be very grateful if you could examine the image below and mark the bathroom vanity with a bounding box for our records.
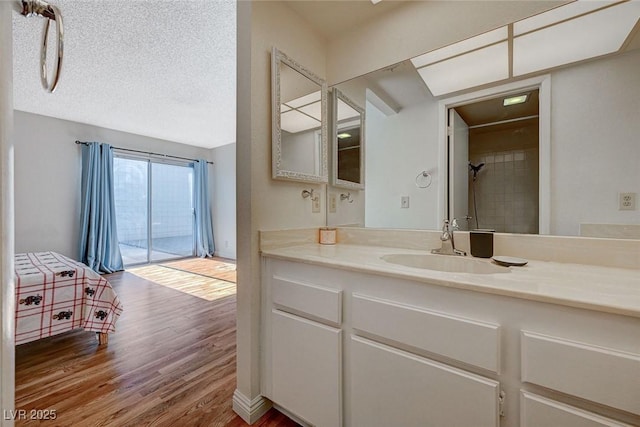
[259,229,640,427]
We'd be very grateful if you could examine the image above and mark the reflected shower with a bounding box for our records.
[469,162,485,229]
[469,162,485,181]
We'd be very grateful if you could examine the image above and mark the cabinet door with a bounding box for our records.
[271,310,342,427]
[521,391,633,427]
[350,336,500,427]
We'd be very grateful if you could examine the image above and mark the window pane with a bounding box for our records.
[150,163,194,261]
[114,157,149,266]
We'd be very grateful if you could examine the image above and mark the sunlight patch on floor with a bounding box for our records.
[127,264,236,302]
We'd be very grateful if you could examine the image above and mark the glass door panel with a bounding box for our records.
[150,162,195,262]
[114,157,149,266]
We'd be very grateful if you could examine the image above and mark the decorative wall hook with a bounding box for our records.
[340,192,354,203]
[302,189,315,199]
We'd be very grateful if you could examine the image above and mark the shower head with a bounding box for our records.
[469,162,485,181]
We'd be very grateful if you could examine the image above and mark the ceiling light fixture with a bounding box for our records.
[503,94,528,106]
[338,133,352,139]
[371,0,383,4]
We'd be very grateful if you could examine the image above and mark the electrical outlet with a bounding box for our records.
[619,192,636,210]
[401,196,410,209]
[329,193,337,213]
[312,197,321,213]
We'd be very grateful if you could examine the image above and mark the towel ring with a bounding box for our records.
[17,0,64,93]
[415,171,432,189]
[40,4,64,93]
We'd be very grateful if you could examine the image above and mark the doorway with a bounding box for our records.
[439,75,551,235]
[113,156,196,266]
[450,90,540,233]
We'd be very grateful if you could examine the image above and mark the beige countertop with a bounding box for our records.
[261,243,640,319]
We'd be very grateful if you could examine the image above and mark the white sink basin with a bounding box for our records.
[381,253,509,274]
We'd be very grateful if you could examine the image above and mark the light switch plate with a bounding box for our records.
[312,196,321,213]
[401,196,410,209]
[329,193,337,213]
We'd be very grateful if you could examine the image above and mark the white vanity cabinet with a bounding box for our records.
[261,262,343,427]
[261,257,640,427]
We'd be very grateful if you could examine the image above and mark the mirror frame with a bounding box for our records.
[271,47,328,183]
[331,88,365,190]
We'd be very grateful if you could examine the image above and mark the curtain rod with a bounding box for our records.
[74,141,214,165]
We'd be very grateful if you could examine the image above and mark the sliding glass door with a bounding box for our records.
[114,156,195,266]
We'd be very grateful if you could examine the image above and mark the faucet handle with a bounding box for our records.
[451,218,460,230]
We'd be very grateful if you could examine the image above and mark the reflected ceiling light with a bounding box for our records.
[409,0,638,96]
[411,27,507,68]
[514,0,621,35]
[281,110,320,134]
[285,91,321,108]
[298,101,322,121]
[503,94,528,106]
[338,133,352,139]
[416,42,509,96]
[513,0,640,76]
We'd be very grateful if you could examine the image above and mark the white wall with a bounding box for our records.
[211,142,236,259]
[365,99,440,229]
[0,2,15,420]
[550,50,640,235]
[13,111,214,259]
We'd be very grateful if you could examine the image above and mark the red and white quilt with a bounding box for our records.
[15,251,123,345]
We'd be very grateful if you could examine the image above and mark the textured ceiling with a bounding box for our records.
[13,0,236,149]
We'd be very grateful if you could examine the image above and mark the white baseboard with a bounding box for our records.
[232,389,272,424]
[214,249,236,260]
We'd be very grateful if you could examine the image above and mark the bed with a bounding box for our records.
[15,251,123,346]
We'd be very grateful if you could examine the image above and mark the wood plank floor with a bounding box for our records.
[15,265,299,427]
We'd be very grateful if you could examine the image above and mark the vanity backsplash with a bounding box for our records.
[260,227,640,270]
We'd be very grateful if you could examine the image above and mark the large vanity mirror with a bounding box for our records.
[329,1,640,239]
[271,47,328,183]
[332,89,365,190]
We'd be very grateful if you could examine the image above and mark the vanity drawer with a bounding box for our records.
[521,331,640,415]
[272,276,342,326]
[352,294,500,372]
[521,391,633,427]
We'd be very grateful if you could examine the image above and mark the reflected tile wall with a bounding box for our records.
[468,121,539,233]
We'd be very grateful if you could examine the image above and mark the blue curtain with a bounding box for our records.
[79,142,124,273]
[194,159,215,257]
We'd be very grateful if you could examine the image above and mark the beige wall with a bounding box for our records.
[235,1,328,419]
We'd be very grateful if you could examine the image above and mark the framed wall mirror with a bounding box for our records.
[271,47,328,183]
[332,88,365,190]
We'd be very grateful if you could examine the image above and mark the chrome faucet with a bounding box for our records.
[432,219,466,256]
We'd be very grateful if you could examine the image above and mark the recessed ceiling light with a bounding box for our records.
[503,95,528,106]
[338,133,352,139]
